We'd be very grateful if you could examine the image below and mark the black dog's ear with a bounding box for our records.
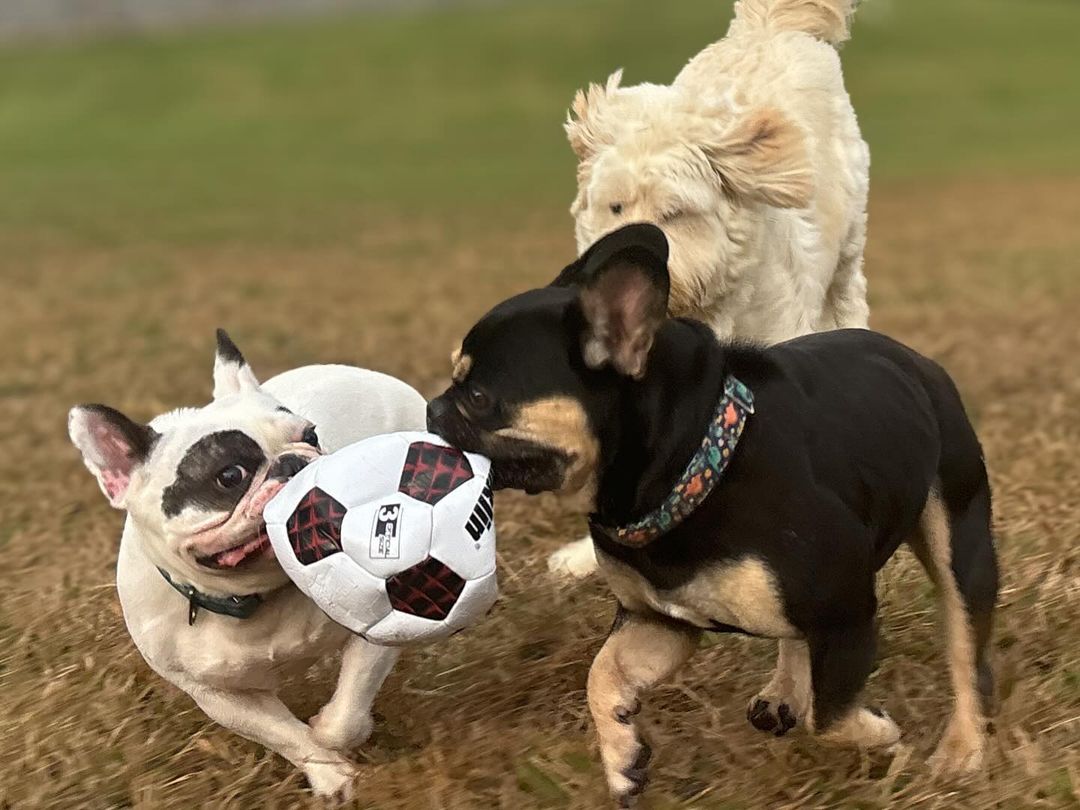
[575,224,670,379]
[551,222,670,289]
[550,253,588,288]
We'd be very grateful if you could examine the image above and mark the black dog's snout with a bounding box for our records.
[426,397,451,431]
[268,453,310,481]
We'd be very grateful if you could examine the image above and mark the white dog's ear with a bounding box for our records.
[213,328,261,400]
[565,69,623,161]
[577,223,670,380]
[68,405,159,509]
[703,107,813,209]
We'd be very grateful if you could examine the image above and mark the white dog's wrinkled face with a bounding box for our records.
[68,331,321,595]
[566,73,813,320]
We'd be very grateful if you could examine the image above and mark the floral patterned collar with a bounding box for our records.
[590,375,755,548]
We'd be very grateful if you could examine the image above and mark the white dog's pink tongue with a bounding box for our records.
[213,532,271,568]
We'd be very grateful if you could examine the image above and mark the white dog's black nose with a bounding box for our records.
[268,453,310,481]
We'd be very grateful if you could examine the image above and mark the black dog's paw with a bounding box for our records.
[614,741,651,807]
[747,698,798,737]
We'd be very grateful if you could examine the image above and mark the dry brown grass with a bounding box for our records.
[2,177,1079,809]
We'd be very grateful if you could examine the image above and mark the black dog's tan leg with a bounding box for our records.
[748,639,813,736]
[807,618,901,750]
[910,491,995,774]
[587,609,700,806]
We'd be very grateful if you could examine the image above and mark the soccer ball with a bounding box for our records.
[263,432,497,645]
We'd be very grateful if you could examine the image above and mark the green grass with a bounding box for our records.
[0,0,1077,249]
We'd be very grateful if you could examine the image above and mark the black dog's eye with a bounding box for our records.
[610,203,623,215]
[215,464,249,490]
[466,384,493,414]
[301,426,319,448]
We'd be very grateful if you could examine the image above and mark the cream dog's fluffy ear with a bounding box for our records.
[565,69,623,161]
[703,107,813,209]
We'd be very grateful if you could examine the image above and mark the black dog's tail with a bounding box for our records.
[910,357,999,726]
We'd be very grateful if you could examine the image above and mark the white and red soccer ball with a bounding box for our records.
[263,432,497,645]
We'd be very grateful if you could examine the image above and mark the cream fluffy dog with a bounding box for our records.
[551,0,870,580]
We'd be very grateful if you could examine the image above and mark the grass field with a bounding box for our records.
[2,0,1079,807]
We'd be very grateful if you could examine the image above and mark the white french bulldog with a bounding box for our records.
[68,330,427,798]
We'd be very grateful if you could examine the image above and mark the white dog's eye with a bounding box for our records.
[610,203,623,215]
[215,464,249,490]
[660,209,682,222]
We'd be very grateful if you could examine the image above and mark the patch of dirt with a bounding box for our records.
[2,176,1079,809]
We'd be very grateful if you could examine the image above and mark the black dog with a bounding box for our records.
[428,224,998,805]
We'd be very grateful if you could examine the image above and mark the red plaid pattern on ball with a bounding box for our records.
[398,441,474,505]
[286,487,346,565]
[385,556,466,620]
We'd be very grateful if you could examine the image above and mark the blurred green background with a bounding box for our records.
[3,3,1080,807]
[0,0,1077,251]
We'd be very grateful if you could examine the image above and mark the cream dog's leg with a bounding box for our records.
[548,535,598,578]
[822,253,869,329]
[820,207,870,330]
[310,637,401,752]
[188,684,357,798]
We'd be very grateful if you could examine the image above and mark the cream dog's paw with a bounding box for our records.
[547,537,598,579]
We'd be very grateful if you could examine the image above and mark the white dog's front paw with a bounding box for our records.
[304,754,359,800]
[310,707,374,753]
[547,536,598,579]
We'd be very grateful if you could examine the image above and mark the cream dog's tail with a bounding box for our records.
[732,0,856,46]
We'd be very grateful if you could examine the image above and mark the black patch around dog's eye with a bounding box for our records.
[161,430,266,518]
